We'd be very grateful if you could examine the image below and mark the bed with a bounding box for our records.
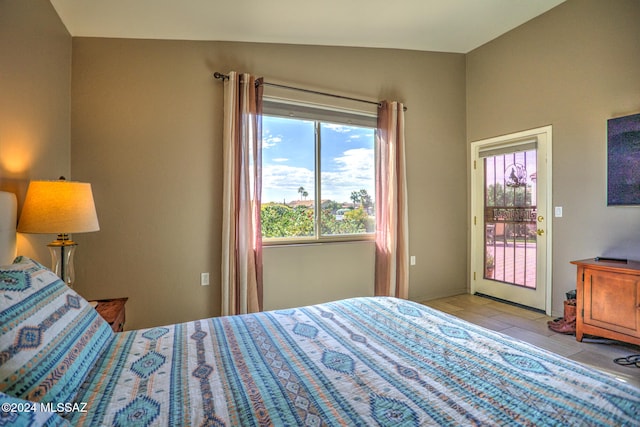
[1,193,639,427]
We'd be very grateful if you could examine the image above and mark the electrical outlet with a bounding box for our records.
[200,272,210,286]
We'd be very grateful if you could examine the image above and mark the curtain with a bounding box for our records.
[375,101,409,298]
[221,72,264,315]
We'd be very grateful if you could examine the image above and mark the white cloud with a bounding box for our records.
[262,124,283,149]
[263,148,375,203]
[262,164,314,203]
[323,123,352,134]
[263,135,281,149]
[322,148,375,202]
[261,123,375,204]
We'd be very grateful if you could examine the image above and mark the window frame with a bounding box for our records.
[261,97,377,245]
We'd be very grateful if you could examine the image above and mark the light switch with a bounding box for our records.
[554,206,563,217]
[201,272,210,286]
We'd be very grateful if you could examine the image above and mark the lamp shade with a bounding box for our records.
[17,180,100,234]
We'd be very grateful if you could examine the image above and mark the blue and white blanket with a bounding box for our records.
[71,297,639,426]
[1,258,638,426]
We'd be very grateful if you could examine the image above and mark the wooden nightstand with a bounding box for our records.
[90,298,128,332]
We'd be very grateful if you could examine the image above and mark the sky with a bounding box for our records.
[262,116,375,205]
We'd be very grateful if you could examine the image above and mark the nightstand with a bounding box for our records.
[90,298,128,332]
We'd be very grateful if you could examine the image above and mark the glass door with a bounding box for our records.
[471,127,551,313]
[484,149,537,288]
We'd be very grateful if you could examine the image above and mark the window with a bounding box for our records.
[261,98,376,243]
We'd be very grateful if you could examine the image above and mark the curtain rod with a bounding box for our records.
[213,72,407,111]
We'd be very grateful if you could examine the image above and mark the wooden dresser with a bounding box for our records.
[571,259,640,346]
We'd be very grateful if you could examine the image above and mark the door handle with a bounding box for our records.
[537,216,544,222]
[537,229,545,236]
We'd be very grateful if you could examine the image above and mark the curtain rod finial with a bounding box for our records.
[214,72,229,80]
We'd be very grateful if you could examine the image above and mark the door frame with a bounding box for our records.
[470,126,553,315]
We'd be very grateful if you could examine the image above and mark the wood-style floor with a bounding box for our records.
[421,293,640,390]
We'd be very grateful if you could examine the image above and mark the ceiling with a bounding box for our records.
[50,0,565,54]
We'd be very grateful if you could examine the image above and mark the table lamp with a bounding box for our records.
[17,177,99,288]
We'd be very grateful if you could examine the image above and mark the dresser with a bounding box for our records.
[571,259,640,346]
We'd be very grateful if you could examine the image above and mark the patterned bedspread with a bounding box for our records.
[68,297,640,426]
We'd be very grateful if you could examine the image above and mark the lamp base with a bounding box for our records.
[47,234,77,288]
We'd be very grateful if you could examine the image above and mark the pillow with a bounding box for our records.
[0,257,113,404]
[0,391,71,426]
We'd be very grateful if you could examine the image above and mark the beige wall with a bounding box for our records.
[467,0,640,316]
[0,0,71,263]
[263,242,375,311]
[8,0,638,328]
[70,38,467,328]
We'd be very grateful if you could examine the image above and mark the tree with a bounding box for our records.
[343,208,368,232]
[261,204,293,238]
[350,191,360,206]
[323,200,342,214]
[486,183,533,207]
[350,189,372,209]
[261,203,314,238]
[358,189,372,209]
[262,197,375,238]
[298,186,305,201]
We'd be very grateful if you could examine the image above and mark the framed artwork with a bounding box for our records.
[607,112,640,206]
